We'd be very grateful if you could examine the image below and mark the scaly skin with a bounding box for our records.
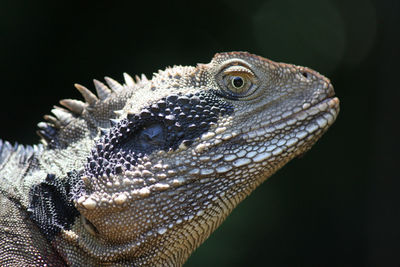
[0,52,339,266]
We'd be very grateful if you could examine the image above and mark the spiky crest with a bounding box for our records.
[37,73,148,148]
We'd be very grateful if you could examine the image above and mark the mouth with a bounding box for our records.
[299,96,340,125]
[307,96,340,125]
[241,96,340,141]
[268,96,339,129]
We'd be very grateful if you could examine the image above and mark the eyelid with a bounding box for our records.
[222,65,255,77]
[216,61,261,100]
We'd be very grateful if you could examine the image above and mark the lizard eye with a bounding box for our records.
[218,64,259,100]
[225,74,252,96]
[232,76,244,88]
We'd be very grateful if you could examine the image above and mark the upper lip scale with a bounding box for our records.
[251,96,339,133]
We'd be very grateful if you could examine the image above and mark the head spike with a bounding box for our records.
[37,122,49,130]
[109,119,119,127]
[99,128,108,135]
[37,121,58,144]
[123,72,135,87]
[43,115,61,128]
[141,74,148,82]
[51,107,73,125]
[59,99,86,114]
[36,130,49,145]
[93,79,112,100]
[74,84,98,105]
[104,77,124,92]
[113,109,124,117]
[135,75,141,83]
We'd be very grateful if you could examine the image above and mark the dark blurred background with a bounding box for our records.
[0,0,398,266]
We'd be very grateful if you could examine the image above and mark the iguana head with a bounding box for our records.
[34,52,339,266]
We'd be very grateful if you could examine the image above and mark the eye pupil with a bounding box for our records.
[232,76,244,88]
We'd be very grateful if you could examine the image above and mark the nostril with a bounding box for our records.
[301,72,309,79]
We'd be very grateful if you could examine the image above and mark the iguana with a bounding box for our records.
[0,52,339,266]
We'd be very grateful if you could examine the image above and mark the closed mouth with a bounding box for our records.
[241,96,340,141]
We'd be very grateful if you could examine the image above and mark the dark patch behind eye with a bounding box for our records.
[122,123,166,154]
[85,90,234,178]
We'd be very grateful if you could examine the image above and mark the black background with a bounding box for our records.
[1,0,399,266]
